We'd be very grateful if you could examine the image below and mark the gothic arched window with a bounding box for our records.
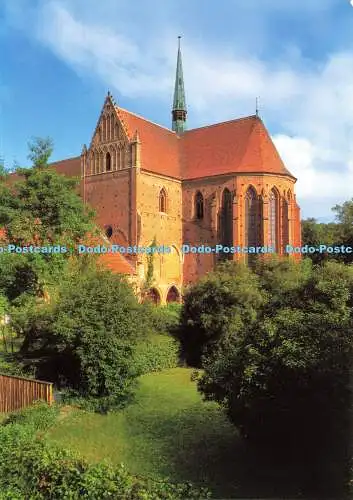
[282,198,289,249]
[105,225,113,238]
[106,152,111,172]
[195,191,204,219]
[268,188,279,251]
[159,188,167,213]
[220,188,233,255]
[245,186,262,247]
[107,115,111,141]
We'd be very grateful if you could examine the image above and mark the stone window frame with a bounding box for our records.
[159,188,167,213]
[194,191,204,220]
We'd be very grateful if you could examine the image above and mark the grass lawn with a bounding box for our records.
[46,368,310,498]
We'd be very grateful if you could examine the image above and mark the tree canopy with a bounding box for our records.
[27,136,54,169]
[180,257,353,497]
[18,267,150,411]
[0,138,96,301]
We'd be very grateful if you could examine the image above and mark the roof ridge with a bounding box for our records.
[235,118,258,172]
[255,120,294,178]
[185,114,258,134]
[116,106,176,135]
[239,119,296,179]
[49,156,80,165]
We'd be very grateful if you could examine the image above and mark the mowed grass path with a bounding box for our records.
[46,368,303,498]
[47,368,246,497]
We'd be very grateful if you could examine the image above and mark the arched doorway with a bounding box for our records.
[166,286,180,303]
[145,288,161,305]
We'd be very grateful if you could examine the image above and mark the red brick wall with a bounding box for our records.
[84,170,132,247]
[182,173,300,284]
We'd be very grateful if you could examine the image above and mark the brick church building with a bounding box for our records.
[50,38,301,304]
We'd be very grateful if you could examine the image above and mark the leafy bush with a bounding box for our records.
[191,258,353,495]
[2,400,59,430]
[0,403,211,499]
[148,303,182,334]
[133,333,179,375]
[18,268,150,411]
[178,261,264,366]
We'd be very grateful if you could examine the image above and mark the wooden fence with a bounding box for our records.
[0,373,53,413]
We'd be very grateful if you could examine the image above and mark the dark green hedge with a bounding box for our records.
[133,333,179,375]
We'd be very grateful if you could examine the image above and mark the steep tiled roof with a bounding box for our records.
[112,111,294,181]
[49,157,81,177]
[84,233,136,276]
[116,107,181,178]
[6,157,81,184]
[98,252,136,275]
[32,113,294,182]
[180,115,294,180]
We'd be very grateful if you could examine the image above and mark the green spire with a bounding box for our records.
[172,36,187,133]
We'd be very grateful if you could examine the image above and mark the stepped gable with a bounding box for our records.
[116,107,181,179]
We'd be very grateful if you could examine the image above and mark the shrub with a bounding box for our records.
[194,258,353,496]
[19,268,150,411]
[178,261,264,366]
[133,333,179,375]
[148,303,182,334]
[2,400,59,430]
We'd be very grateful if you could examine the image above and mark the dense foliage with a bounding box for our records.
[27,136,54,168]
[302,198,353,264]
[133,333,179,375]
[0,138,96,303]
[0,402,211,499]
[17,267,149,411]
[178,262,264,366]
[181,258,353,495]
[148,302,182,334]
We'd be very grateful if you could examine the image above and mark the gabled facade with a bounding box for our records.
[50,40,301,304]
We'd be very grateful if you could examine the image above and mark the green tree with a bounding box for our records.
[27,136,54,168]
[193,258,353,496]
[0,157,96,301]
[332,199,353,261]
[178,261,265,366]
[18,267,150,411]
[0,293,9,352]
[301,218,337,263]
[0,160,9,179]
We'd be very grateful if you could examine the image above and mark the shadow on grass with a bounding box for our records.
[123,403,350,499]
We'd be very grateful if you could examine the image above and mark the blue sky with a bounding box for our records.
[1,0,353,220]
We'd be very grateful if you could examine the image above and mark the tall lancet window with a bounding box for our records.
[195,191,204,220]
[268,188,279,251]
[107,115,111,141]
[220,188,233,253]
[245,186,262,247]
[106,152,111,172]
[159,188,167,213]
[282,198,289,249]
